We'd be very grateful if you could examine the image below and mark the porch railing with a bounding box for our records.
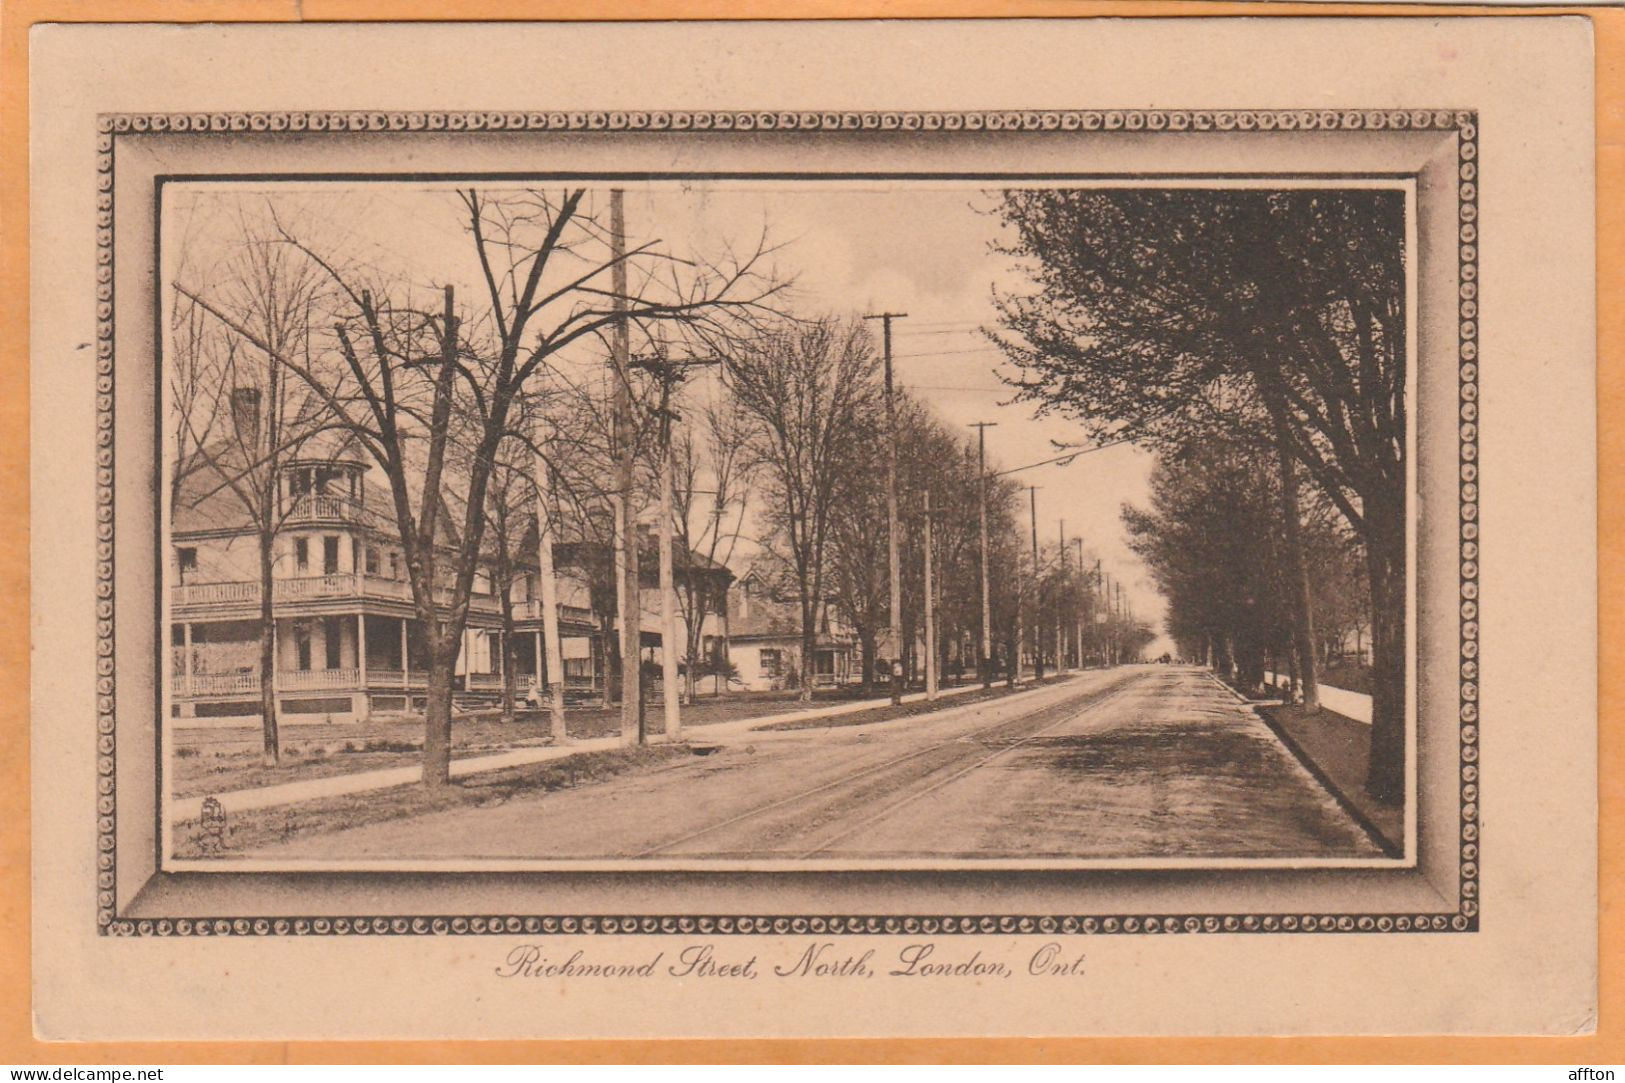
[172,573,505,612]
[278,667,360,691]
[284,493,361,524]
[364,669,428,689]
[180,671,261,697]
[514,599,598,624]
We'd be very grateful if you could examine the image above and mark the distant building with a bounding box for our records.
[722,564,856,691]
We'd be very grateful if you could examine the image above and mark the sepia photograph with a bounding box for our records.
[159,178,1412,869]
[23,13,1601,1046]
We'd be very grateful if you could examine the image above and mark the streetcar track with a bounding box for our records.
[634,672,1143,858]
[794,680,1144,858]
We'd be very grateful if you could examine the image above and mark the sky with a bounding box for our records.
[166,181,1171,649]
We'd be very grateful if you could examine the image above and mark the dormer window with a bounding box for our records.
[176,547,197,581]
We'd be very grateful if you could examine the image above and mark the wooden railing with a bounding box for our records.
[274,573,360,601]
[172,574,505,613]
[284,493,361,524]
[513,599,597,624]
[364,669,428,689]
[172,580,260,607]
[181,671,260,697]
[278,667,360,691]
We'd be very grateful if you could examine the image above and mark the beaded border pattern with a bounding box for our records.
[92,107,1479,936]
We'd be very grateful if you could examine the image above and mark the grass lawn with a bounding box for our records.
[169,681,985,799]
[1254,702,1402,856]
[172,742,698,859]
[1318,660,1374,695]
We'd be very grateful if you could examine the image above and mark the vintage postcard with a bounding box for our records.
[27,17,1597,1039]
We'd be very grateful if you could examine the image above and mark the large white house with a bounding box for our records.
[169,393,730,725]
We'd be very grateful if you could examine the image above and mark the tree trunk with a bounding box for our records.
[1365,527,1407,804]
[858,631,876,695]
[600,613,618,707]
[1272,410,1322,712]
[500,619,518,726]
[257,531,279,767]
[799,603,816,704]
[1215,634,1235,682]
[684,598,703,706]
[422,643,459,788]
[532,471,568,740]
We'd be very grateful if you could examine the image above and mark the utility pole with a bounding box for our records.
[631,351,721,741]
[923,489,938,701]
[1057,519,1067,672]
[609,189,641,746]
[1027,485,1042,682]
[970,421,998,690]
[1098,560,1111,666]
[1116,580,1125,664]
[530,418,568,742]
[1074,538,1086,671]
[865,312,907,706]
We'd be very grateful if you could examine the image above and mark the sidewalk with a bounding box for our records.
[1264,671,1372,723]
[167,672,1047,823]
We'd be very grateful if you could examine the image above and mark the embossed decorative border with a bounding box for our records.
[93,108,1479,936]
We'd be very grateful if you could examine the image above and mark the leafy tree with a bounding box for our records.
[994,188,1407,801]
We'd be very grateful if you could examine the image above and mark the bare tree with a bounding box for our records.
[670,392,756,702]
[481,433,535,726]
[727,317,881,702]
[168,294,232,519]
[169,218,331,765]
[184,188,780,784]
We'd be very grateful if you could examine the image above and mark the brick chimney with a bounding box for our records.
[230,387,262,449]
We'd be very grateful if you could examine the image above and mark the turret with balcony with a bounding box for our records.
[281,458,366,525]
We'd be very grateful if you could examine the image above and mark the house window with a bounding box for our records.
[295,625,312,670]
[294,537,309,573]
[759,648,782,676]
[365,547,380,575]
[176,547,198,580]
[389,552,402,580]
[323,535,340,575]
[324,616,344,669]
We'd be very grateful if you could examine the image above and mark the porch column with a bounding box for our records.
[183,621,194,696]
[535,630,543,686]
[357,613,367,687]
[401,617,409,689]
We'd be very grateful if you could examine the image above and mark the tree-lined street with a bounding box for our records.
[167,182,1407,864]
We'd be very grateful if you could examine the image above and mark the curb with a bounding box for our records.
[1250,703,1404,860]
[1200,670,1400,858]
